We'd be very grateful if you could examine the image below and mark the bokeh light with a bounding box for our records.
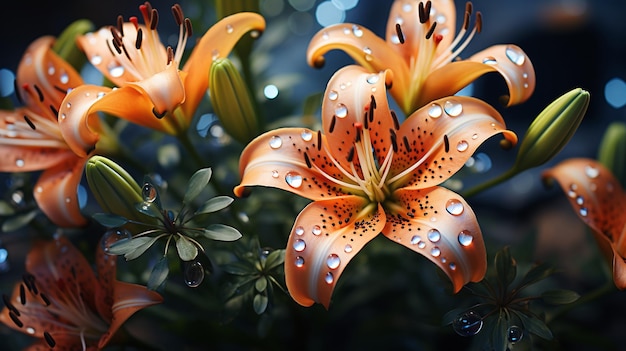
[0,68,15,97]
[604,77,626,109]
[315,1,346,27]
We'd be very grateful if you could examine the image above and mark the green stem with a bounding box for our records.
[177,131,206,169]
[546,281,615,322]
[462,168,518,198]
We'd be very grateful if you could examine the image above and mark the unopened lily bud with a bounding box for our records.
[53,19,94,71]
[85,156,156,223]
[513,88,589,172]
[209,58,260,144]
[597,122,626,188]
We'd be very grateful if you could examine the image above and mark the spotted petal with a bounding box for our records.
[181,12,266,118]
[543,158,626,288]
[383,187,486,292]
[390,96,517,190]
[285,197,385,308]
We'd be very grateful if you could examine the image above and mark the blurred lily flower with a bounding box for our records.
[235,65,517,308]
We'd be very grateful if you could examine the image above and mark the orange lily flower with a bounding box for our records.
[58,2,265,157]
[0,235,162,350]
[235,65,518,308]
[543,158,626,289]
[307,0,535,116]
[0,36,108,227]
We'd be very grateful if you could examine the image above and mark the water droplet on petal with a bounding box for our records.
[431,247,441,257]
[444,100,463,117]
[446,199,464,215]
[108,64,124,78]
[182,260,205,288]
[293,239,306,252]
[482,56,497,65]
[271,170,279,178]
[326,254,340,269]
[328,90,338,101]
[410,235,421,245]
[417,241,426,249]
[295,256,305,267]
[458,231,473,246]
[225,24,234,33]
[352,25,363,37]
[362,46,372,55]
[508,325,524,343]
[60,73,69,84]
[505,46,525,66]
[269,135,282,149]
[301,130,313,141]
[344,244,353,253]
[452,311,483,336]
[456,140,469,152]
[25,327,36,335]
[312,225,322,235]
[427,229,441,243]
[101,228,132,253]
[91,55,102,65]
[580,207,588,216]
[585,165,599,178]
[366,74,379,84]
[324,272,334,284]
[15,159,24,167]
[576,196,584,205]
[285,172,303,188]
[295,226,305,235]
[428,103,443,118]
[335,103,348,118]
[142,182,157,202]
[449,262,457,271]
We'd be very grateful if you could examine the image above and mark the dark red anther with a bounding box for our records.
[129,16,140,29]
[171,4,183,26]
[135,28,143,50]
[150,8,159,30]
[434,34,443,44]
[395,23,405,44]
[117,15,125,36]
[185,18,193,37]
[476,12,483,33]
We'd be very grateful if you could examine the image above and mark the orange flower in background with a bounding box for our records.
[307,0,535,116]
[0,235,162,350]
[543,159,626,289]
[58,2,265,157]
[235,65,518,308]
[0,36,108,227]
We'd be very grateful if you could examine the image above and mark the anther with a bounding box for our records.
[135,28,143,50]
[403,136,412,152]
[24,115,36,130]
[304,152,312,168]
[329,115,336,133]
[391,110,400,130]
[44,331,56,348]
[117,15,125,36]
[425,22,437,40]
[463,11,470,31]
[390,129,398,152]
[418,1,431,23]
[167,46,174,64]
[185,18,193,37]
[466,1,473,15]
[9,311,23,328]
[49,105,59,119]
[317,130,322,151]
[152,107,167,119]
[395,23,405,44]
[171,4,184,26]
[443,134,450,153]
[32,84,44,102]
[14,79,23,104]
[347,146,355,162]
[19,284,25,305]
[476,12,482,33]
[150,8,159,30]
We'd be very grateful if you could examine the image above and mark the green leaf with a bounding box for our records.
[0,200,15,216]
[253,293,268,314]
[135,202,162,219]
[541,289,580,305]
[183,168,212,205]
[175,235,198,261]
[492,310,508,351]
[223,262,255,275]
[108,236,159,260]
[255,277,268,292]
[263,249,285,271]
[201,224,242,241]
[516,262,555,290]
[495,246,517,288]
[194,196,234,215]
[148,256,170,290]
[92,213,129,228]
[515,311,553,340]
[2,210,38,232]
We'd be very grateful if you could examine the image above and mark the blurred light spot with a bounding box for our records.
[0,69,15,97]
[77,185,88,209]
[455,83,474,97]
[288,11,314,35]
[261,0,285,16]
[157,144,181,168]
[289,0,315,11]
[332,0,359,10]
[197,113,214,138]
[264,84,279,99]
[316,1,346,27]
[81,63,103,85]
[605,77,626,108]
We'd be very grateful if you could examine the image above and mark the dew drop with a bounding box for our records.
[285,172,303,188]
[335,103,348,118]
[444,100,463,116]
[301,130,313,141]
[15,159,24,167]
[452,311,483,336]
[344,244,353,253]
[142,182,157,202]
[324,272,334,284]
[293,239,306,252]
[108,64,124,78]
[212,49,220,60]
[430,247,441,257]
[269,135,283,149]
[580,207,588,216]
[456,140,469,152]
[508,325,524,343]
[328,90,338,101]
[352,25,363,37]
[183,260,205,288]
[90,55,102,65]
[101,228,132,253]
[585,165,599,178]
[471,133,478,140]
[362,46,372,55]
[25,327,36,335]
[295,256,305,267]
[449,262,457,271]
[427,229,441,243]
[271,170,279,178]
[505,46,525,66]
[428,103,443,118]
[576,196,584,205]
[458,230,473,246]
[312,225,322,236]
[482,56,497,65]
[250,30,260,38]
[47,65,55,75]
[326,254,341,269]
[446,199,464,215]
[295,226,305,235]
[225,24,234,34]
[366,74,379,84]
[417,241,426,249]
[410,235,421,245]
[60,73,69,84]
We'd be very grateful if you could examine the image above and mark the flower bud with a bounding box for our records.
[597,122,626,188]
[209,58,260,144]
[513,88,589,172]
[52,19,94,71]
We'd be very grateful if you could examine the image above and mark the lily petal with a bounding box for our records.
[391,96,517,189]
[33,155,88,227]
[234,127,351,200]
[128,63,185,118]
[383,187,486,292]
[95,245,117,322]
[285,197,385,308]
[181,12,266,118]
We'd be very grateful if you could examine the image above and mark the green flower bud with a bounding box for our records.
[85,156,156,224]
[597,122,626,188]
[53,19,94,71]
[209,58,260,144]
[513,88,589,172]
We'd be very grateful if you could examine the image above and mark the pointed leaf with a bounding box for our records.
[194,196,234,215]
[516,262,555,290]
[253,293,269,314]
[255,277,268,292]
[541,289,580,305]
[2,210,38,232]
[135,201,163,219]
[108,236,158,260]
[92,213,129,228]
[148,256,170,290]
[515,311,553,340]
[263,249,285,271]
[223,261,255,276]
[0,200,15,215]
[201,224,242,241]
[175,235,198,261]
[183,168,212,205]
